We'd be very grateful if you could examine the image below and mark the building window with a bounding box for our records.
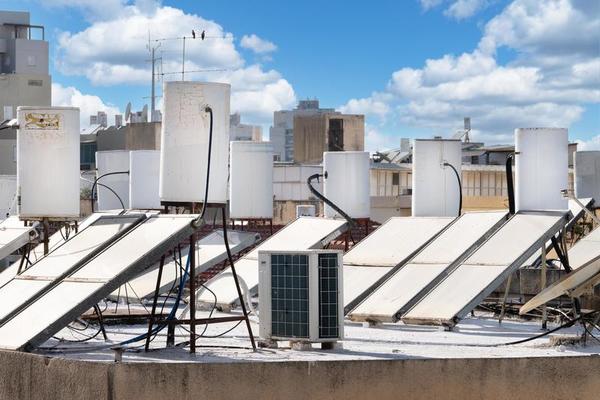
[328,119,344,151]
[392,172,400,186]
[28,80,43,87]
[80,142,97,170]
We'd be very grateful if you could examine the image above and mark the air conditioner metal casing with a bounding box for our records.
[259,249,344,343]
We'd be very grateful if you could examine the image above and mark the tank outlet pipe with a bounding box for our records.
[91,171,129,212]
[191,105,213,229]
[443,161,462,217]
[505,154,515,215]
[307,172,356,226]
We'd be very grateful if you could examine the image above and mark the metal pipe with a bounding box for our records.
[443,162,462,216]
[307,173,355,226]
[91,171,129,212]
[506,154,515,214]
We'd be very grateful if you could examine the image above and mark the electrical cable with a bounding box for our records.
[506,154,515,214]
[191,106,213,229]
[307,173,355,227]
[443,162,462,216]
[90,171,129,212]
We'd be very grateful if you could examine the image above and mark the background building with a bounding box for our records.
[0,11,50,175]
[269,100,335,161]
[230,113,262,141]
[293,113,365,164]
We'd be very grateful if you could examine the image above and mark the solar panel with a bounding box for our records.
[342,216,454,313]
[110,229,260,301]
[521,198,593,267]
[0,214,197,351]
[563,225,600,271]
[0,217,36,264]
[0,213,117,288]
[0,215,144,323]
[197,217,347,309]
[348,212,507,322]
[402,211,568,327]
[520,257,600,315]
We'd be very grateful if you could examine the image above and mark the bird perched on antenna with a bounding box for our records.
[192,29,196,39]
[201,30,205,40]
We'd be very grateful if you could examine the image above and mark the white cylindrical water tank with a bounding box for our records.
[129,150,161,210]
[159,81,230,204]
[515,128,568,211]
[95,150,130,211]
[574,151,600,202]
[229,141,273,219]
[411,139,462,217]
[17,106,80,219]
[0,175,16,219]
[323,151,370,219]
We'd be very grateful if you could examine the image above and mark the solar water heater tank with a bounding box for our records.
[229,141,273,219]
[17,106,80,219]
[411,139,462,217]
[323,151,370,219]
[159,81,230,204]
[129,150,161,210]
[96,150,130,211]
[515,128,568,211]
[574,151,600,202]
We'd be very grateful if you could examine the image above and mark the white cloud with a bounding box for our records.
[52,1,295,125]
[444,0,489,20]
[419,0,490,19]
[364,125,400,153]
[240,34,277,54]
[350,0,599,143]
[575,136,600,151]
[339,96,391,120]
[419,0,445,10]
[52,83,121,129]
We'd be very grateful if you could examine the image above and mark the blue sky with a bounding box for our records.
[2,0,598,150]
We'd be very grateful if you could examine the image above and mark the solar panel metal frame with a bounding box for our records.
[523,198,593,268]
[0,220,36,263]
[0,214,146,326]
[113,229,260,301]
[402,210,570,327]
[343,216,455,314]
[0,214,198,351]
[347,211,509,321]
[198,217,348,308]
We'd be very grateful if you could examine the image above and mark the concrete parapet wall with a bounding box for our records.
[0,350,598,400]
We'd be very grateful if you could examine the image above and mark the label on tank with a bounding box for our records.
[24,113,62,130]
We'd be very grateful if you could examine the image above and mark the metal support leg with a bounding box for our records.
[93,304,108,341]
[145,255,166,351]
[42,218,50,255]
[189,234,196,353]
[499,273,513,324]
[541,245,548,330]
[221,206,256,351]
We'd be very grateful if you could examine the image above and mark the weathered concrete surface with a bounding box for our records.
[0,350,598,400]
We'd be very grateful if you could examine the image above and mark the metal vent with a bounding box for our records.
[270,254,309,338]
[318,253,339,338]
